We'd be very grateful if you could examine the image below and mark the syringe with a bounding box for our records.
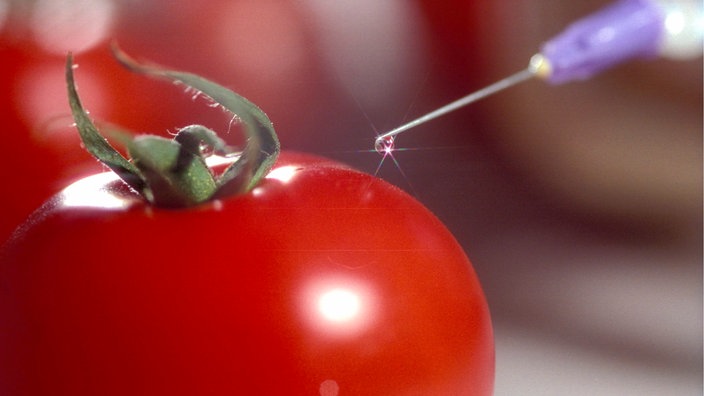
[374,0,703,153]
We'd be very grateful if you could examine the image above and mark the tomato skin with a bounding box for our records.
[1,152,493,395]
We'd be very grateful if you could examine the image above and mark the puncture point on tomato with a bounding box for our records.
[65,44,280,208]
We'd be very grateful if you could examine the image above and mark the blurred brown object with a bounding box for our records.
[474,1,702,239]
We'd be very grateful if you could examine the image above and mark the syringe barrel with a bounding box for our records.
[539,0,704,84]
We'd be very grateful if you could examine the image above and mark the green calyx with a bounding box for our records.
[66,45,280,208]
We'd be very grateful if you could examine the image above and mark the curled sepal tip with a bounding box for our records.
[66,53,147,196]
[65,47,280,208]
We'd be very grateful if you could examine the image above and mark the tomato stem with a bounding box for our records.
[65,46,280,208]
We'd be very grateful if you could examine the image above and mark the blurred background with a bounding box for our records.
[0,0,701,394]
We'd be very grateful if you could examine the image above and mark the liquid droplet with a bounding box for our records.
[374,135,394,155]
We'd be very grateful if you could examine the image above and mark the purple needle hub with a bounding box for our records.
[540,0,665,84]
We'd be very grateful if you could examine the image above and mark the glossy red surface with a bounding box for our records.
[0,152,493,395]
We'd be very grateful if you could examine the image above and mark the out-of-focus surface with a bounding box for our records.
[1,0,701,394]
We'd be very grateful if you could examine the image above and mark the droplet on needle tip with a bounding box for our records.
[374,135,395,155]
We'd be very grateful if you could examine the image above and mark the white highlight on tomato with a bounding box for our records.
[60,172,131,210]
[265,165,300,184]
[302,275,377,337]
[319,379,340,396]
[252,165,301,197]
[318,288,361,323]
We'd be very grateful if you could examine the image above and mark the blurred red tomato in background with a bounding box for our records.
[0,1,114,241]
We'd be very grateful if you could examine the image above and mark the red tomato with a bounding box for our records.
[1,151,494,395]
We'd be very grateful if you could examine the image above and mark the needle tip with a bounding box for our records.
[374,135,395,155]
[529,54,552,79]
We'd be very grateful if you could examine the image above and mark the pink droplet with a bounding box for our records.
[374,135,394,155]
